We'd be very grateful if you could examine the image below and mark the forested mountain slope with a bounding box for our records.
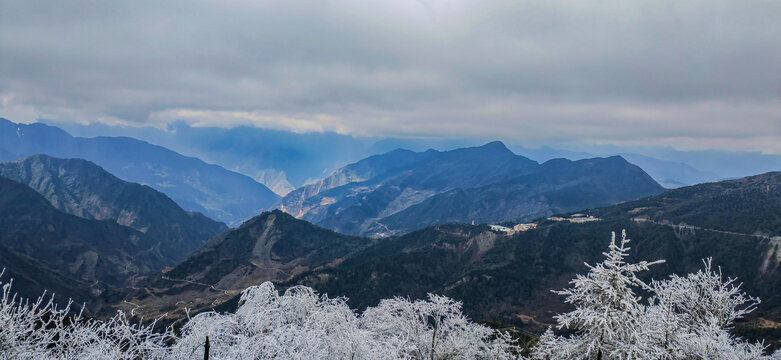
[0,177,170,306]
[591,171,781,236]
[106,172,781,346]
[0,155,228,263]
[0,243,94,305]
[118,210,371,320]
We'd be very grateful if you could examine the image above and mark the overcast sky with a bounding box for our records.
[1,0,780,152]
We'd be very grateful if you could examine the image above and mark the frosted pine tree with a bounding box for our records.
[533,230,663,359]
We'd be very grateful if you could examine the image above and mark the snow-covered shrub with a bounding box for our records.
[170,282,387,359]
[172,282,519,359]
[361,294,519,359]
[0,271,170,360]
[640,258,767,359]
[532,230,773,360]
[0,271,518,359]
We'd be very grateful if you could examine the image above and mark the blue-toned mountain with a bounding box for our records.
[0,118,278,225]
[377,155,664,235]
[273,142,664,236]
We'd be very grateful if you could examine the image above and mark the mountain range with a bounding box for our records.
[273,141,665,236]
[361,139,721,188]
[283,172,781,345]
[50,120,382,195]
[1,117,778,346]
[56,120,766,192]
[0,118,279,225]
[376,155,665,235]
[0,128,663,311]
[111,172,781,348]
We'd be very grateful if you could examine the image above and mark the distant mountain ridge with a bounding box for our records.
[617,153,718,188]
[56,120,781,193]
[0,118,279,225]
[53,120,381,194]
[0,154,228,264]
[272,141,664,236]
[377,155,665,235]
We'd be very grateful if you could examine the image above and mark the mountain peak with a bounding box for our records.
[131,208,368,318]
[439,140,525,162]
[237,209,344,237]
[237,209,289,229]
[477,140,511,153]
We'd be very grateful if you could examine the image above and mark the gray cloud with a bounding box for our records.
[1,0,780,152]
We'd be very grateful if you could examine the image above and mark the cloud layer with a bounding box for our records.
[2,0,780,152]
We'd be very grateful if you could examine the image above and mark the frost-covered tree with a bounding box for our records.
[0,270,171,359]
[532,230,664,359]
[170,282,387,359]
[0,270,519,359]
[533,230,774,360]
[639,259,766,359]
[361,294,519,359]
[172,282,519,359]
